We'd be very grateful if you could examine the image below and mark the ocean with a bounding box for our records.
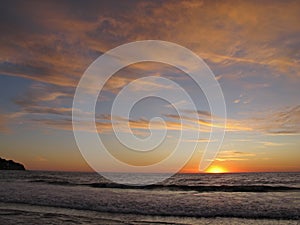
[0,171,299,224]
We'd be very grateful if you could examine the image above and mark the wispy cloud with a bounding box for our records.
[259,142,286,147]
[6,101,300,137]
[11,83,73,119]
[1,0,300,89]
[215,150,256,162]
[165,111,251,132]
[251,105,300,135]
[1,0,299,139]
[166,105,300,135]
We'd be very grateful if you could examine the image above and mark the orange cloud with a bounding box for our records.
[1,1,299,138]
[1,0,300,89]
[215,150,256,162]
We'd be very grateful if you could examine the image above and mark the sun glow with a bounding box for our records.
[206,166,227,173]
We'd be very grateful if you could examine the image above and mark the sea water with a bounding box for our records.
[0,171,299,224]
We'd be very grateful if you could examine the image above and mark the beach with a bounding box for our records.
[0,171,299,224]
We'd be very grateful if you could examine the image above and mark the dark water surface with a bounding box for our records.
[0,171,299,224]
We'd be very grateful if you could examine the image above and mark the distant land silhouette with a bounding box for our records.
[0,157,25,170]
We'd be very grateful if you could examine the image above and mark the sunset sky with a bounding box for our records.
[0,0,299,173]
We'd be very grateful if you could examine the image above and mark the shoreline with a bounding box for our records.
[0,202,299,225]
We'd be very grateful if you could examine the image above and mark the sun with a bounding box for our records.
[206,166,227,173]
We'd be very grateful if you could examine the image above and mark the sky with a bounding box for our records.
[0,0,300,173]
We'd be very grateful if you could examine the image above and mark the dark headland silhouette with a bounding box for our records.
[0,157,25,170]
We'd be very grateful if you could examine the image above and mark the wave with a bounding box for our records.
[30,179,75,186]
[29,179,300,192]
[1,200,299,221]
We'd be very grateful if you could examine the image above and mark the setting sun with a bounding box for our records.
[206,166,227,173]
